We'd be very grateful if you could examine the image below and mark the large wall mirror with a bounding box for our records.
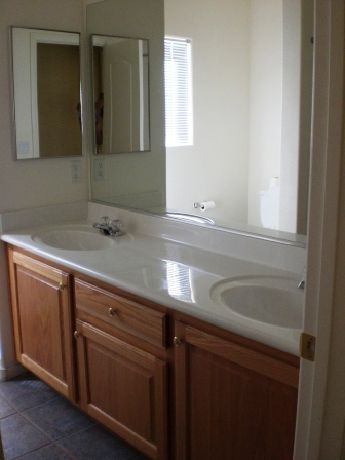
[89,0,313,244]
[11,27,82,159]
[92,35,150,154]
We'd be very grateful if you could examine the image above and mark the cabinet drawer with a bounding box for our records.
[75,279,167,348]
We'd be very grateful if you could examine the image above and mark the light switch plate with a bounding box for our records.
[93,158,105,181]
[17,141,31,157]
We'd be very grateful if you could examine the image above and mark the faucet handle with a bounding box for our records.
[101,216,110,225]
[110,219,123,229]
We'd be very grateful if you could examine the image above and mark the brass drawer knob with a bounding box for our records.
[108,307,117,317]
[173,336,183,346]
[74,331,80,339]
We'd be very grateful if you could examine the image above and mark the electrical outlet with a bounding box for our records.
[93,158,105,181]
[70,160,82,183]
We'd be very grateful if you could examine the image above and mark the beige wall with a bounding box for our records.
[0,0,88,212]
[165,0,250,224]
[278,0,301,234]
[297,0,313,235]
[88,0,166,210]
[247,0,283,228]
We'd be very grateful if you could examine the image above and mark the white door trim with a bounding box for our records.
[294,0,345,459]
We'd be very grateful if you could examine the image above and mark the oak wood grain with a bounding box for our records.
[12,251,65,284]
[185,325,299,388]
[8,249,76,401]
[175,320,299,460]
[75,320,168,459]
[75,278,167,349]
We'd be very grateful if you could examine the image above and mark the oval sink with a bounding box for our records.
[210,276,304,329]
[32,225,114,251]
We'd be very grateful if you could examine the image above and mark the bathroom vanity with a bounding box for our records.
[3,221,301,460]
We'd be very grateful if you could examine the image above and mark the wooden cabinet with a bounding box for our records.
[73,278,169,459]
[174,320,299,460]
[6,246,300,460]
[7,248,76,400]
[75,320,168,459]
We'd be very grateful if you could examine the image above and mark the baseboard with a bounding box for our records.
[0,362,25,381]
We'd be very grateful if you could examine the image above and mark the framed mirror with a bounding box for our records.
[91,35,150,154]
[11,27,82,160]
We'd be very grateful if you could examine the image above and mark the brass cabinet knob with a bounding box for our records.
[173,336,183,346]
[108,307,117,317]
[59,282,66,290]
[74,331,80,339]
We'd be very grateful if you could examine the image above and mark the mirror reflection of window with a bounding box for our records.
[11,28,82,160]
[166,261,195,303]
[164,37,193,147]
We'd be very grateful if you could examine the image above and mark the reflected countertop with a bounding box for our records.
[1,222,303,356]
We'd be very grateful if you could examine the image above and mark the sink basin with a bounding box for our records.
[210,276,304,329]
[32,225,115,251]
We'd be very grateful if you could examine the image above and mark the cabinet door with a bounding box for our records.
[75,320,168,460]
[174,321,299,460]
[8,250,76,401]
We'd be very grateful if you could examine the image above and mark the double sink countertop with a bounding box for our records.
[1,221,303,356]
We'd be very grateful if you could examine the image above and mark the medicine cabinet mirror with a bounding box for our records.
[91,35,150,154]
[11,27,82,160]
[88,0,313,245]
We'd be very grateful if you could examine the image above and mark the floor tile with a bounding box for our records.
[23,396,93,441]
[0,396,16,419]
[16,444,71,459]
[57,425,148,460]
[0,374,57,412]
[1,413,49,460]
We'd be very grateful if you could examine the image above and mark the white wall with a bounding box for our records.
[0,0,88,375]
[279,0,302,234]
[164,0,251,224]
[165,0,306,236]
[247,0,283,228]
[88,0,166,210]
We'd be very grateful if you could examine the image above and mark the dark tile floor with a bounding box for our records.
[0,373,148,460]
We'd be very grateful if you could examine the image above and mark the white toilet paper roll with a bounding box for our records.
[199,201,216,212]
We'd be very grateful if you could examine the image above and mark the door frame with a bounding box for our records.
[294,0,345,458]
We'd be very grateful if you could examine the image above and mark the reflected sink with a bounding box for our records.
[210,276,304,329]
[32,225,115,251]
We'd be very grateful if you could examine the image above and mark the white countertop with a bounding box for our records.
[1,221,303,356]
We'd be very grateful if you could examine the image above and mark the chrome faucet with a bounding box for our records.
[93,216,124,237]
[298,279,305,290]
[298,267,306,290]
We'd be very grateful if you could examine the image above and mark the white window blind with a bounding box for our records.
[164,37,193,147]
